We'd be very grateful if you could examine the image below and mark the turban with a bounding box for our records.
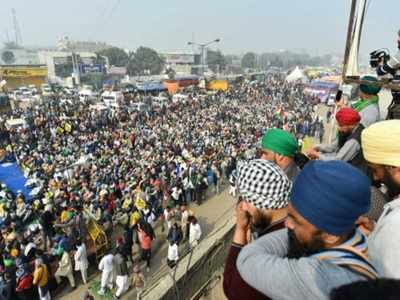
[335,107,361,126]
[362,120,400,167]
[261,129,299,157]
[291,161,370,236]
[360,76,381,95]
[237,159,292,209]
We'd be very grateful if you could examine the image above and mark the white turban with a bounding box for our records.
[362,120,400,167]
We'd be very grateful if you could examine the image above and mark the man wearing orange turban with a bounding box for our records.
[308,108,367,173]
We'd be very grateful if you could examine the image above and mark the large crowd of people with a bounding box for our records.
[0,74,323,299]
[224,71,400,300]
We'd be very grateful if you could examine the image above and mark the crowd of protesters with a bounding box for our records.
[224,75,400,300]
[0,74,323,299]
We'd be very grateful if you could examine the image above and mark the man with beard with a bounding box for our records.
[351,76,381,127]
[362,120,400,278]
[308,108,367,173]
[223,159,292,300]
[260,129,300,181]
[237,161,376,300]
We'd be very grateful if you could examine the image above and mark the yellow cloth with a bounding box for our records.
[122,197,133,209]
[130,211,141,226]
[33,265,49,287]
[64,123,72,133]
[61,210,72,223]
[361,120,400,167]
[135,196,146,210]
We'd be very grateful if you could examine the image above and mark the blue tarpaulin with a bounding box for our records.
[0,162,33,201]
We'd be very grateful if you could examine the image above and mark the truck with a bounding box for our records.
[79,85,99,103]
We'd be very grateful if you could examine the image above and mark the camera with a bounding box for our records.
[370,49,390,68]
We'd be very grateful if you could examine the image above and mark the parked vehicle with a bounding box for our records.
[101,91,124,107]
[41,84,53,97]
[79,85,99,102]
[130,102,148,112]
[172,93,188,104]
[327,93,336,106]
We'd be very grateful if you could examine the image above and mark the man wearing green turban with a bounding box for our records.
[351,75,381,127]
[260,128,300,181]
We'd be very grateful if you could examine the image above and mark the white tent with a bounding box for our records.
[286,66,307,83]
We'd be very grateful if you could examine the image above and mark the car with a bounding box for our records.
[327,93,336,106]
[41,84,53,97]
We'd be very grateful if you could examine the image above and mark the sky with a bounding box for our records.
[0,0,398,56]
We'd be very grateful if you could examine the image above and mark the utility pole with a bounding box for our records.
[11,8,23,47]
[188,39,221,75]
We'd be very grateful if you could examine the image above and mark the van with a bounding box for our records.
[101,91,124,107]
[79,85,98,102]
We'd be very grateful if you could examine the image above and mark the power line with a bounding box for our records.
[89,0,122,41]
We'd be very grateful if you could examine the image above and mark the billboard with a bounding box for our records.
[164,53,195,64]
[0,66,48,78]
[79,64,103,74]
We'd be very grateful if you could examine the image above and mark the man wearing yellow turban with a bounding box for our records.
[361,120,400,279]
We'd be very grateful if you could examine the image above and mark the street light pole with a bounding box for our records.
[188,38,221,75]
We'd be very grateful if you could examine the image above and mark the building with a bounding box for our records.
[161,50,198,75]
[0,45,48,89]
[0,47,41,65]
[38,51,105,82]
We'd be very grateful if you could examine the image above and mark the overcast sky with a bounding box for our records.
[0,0,398,55]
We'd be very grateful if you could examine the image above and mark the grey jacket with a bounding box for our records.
[237,229,367,300]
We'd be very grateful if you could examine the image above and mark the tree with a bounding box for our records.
[97,47,129,67]
[165,67,176,80]
[241,52,256,69]
[127,47,164,76]
[1,51,15,64]
[207,50,227,73]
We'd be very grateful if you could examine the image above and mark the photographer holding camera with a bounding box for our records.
[372,29,400,119]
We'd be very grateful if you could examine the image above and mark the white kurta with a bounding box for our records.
[74,243,89,271]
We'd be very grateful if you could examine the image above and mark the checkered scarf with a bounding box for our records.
[237,159,292,209]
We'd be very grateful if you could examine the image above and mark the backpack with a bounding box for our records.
[312,245,378,280]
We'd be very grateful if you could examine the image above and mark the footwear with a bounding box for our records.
[98,289,105,296]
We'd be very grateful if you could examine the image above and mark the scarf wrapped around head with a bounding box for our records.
[360,76,381,95]
[335,108,360,126]
[261,129,298,157]
[362,120,400,167]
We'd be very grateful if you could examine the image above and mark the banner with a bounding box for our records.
[0,67,48,78]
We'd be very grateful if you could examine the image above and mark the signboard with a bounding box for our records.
[79,64,103,74]
[0,67,48,78]
[164,53,195,64]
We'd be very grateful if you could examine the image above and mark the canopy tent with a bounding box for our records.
[286,67,308,83]
[0,162,33,201]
